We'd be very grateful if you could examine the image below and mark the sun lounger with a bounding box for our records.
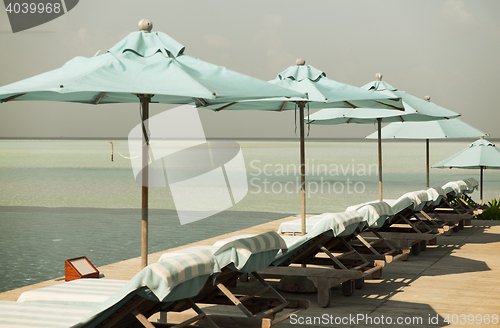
[374,192,442,255]
[442,180,477,214]
[345,202,409,263]
[159,231,310,327]
[263,211,385,307]
[421,185,471,231]
[461,178,488,212]
[276,210,397,264]
[430,180,479,229]
[5,248,224,328]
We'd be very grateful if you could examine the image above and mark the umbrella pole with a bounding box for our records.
[426,139,430,188]
[140,96,150,269]
[480,166,484,204]
[377,118,383,202]
[299,102,307,236]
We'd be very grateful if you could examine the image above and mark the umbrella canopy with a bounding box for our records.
[306,74,460,201]
[366,115,488,187]
[0,20,305,268]
[366,117,487,140]
[203,60,405,235]
[432,138,500,203]
[202,61,405,111]
[0,27,303,105]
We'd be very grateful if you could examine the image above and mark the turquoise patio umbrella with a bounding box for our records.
[366,106,488,187]
[203,60,405,235]
[0,20,305,268]
[306,74,460,201]
[432,138,500,203]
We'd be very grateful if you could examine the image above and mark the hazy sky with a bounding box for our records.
[0,0,499,139]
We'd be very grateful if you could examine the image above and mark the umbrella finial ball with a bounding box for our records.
[139,19,153,33]
[375,73,383,81]
[296,58,306,66]
[424,95,431,102]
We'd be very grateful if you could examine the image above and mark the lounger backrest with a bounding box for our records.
[212,231,287,273]
[390,194,415,214]
[426,187,446,206]
[442,180,467,196]
[354,202,394,228]
[277,213,334,234]
[78,248,220,327]
[462,178,479,194]
[272,211,366,266]
[407,190,431,211]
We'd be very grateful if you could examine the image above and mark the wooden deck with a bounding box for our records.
[1,217,499,328]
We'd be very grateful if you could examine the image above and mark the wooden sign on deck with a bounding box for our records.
[65,256,99,281]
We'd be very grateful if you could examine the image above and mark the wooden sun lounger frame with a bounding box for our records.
[262,228,385,307]
[96,267,309,328]
[347,228,410,263]
[372,207,442,256]
[426,194,475,231]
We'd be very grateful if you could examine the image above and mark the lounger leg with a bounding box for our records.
[355,278,364,289]
[411,242,421,255]
[239,273,250,282]
[370,268,382,279]
[342,280,354,296]
[459,219,465,230]
[420,240,427,251]
[158,311,167,323]
[312,277,332,307]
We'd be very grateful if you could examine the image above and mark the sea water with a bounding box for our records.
[1,139,499,293]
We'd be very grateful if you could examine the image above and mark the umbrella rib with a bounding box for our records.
[398,116,404,122]
[280,101,288,112]
[196,98,208,107]
[372,100,404,111]
[215,102,239,112]
[93,92,107,104]
[1,93,26,103]
[343,101,357,109]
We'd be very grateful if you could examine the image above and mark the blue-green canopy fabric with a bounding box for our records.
[365,119,487,140]
[201,63,405,111]
[306,79,459,125]
[305,76,460,201]
[434,141,500,202]
[433,139,500,170]
[0,27,307,269]
[364,118,487,188]
[0,31,305,105]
